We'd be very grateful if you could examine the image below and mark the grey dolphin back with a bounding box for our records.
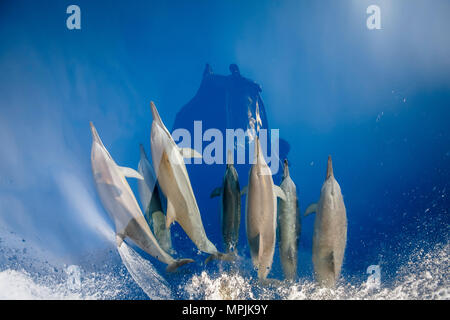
[310,156,347,287]
[277,159,301,280]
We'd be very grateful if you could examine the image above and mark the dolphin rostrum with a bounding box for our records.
[242,136,286,281]
[149,102,227,260]
[137,144,174,255]
[277,159,300,281]
[210,150,241,253]
[304,156,347,287]
[90,122,193,272]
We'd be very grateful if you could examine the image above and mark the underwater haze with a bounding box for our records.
[0,0,449,299]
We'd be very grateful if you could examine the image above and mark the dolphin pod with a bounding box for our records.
[90,101,347,286]
[277,159,301,281]
[305,156,347,287]
[211,150,241,254]
[89,122,193,272]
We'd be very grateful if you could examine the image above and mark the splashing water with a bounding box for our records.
[1,219,447,300]
[0,267,130,300]
[0,227,142,300]
[184,271,255,300]
[183,243,449,300]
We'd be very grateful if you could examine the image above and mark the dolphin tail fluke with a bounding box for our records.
[166,258,195,273]
[327,155,334,179]
[204,252,237,264]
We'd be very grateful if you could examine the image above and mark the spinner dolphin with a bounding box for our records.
[305,156,347,287]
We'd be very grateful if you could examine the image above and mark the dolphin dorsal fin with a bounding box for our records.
[119,166,144,180]
[327,155,334,179]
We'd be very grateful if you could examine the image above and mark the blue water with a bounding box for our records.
[0,0,448,299]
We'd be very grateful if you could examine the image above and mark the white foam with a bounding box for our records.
[185,271,255,300]
[0,267,125,300]
[183,243,449,300]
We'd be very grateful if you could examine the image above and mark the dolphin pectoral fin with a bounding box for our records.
[240,186,248,196]
[273,185,287,201]
[304,203,318,217]
[165,199,176,229]
[179,147,202,159]
[119,166,144,180]
[210,187,222,198]
[166,258,194,273]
